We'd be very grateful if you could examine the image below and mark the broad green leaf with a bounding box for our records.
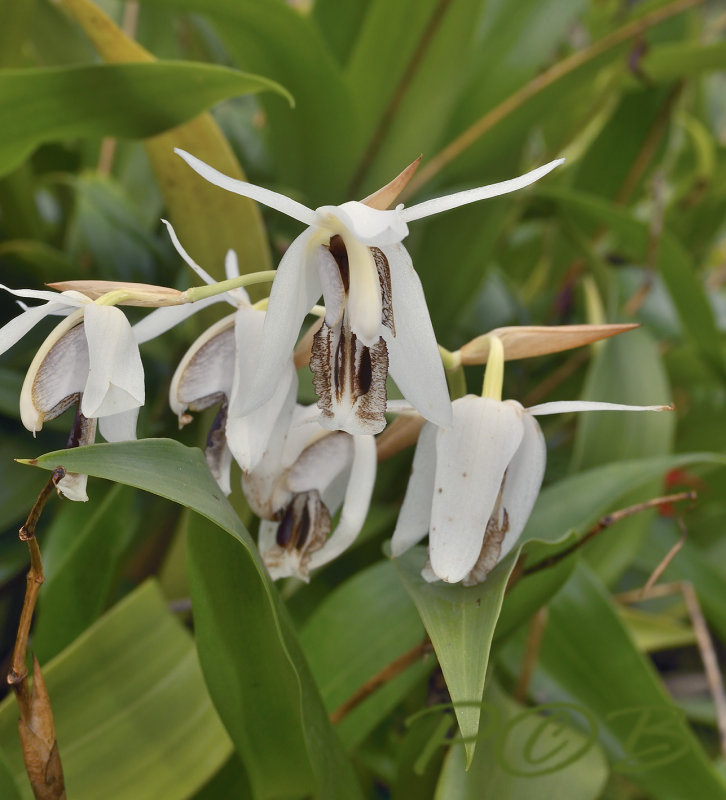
[0,580,231,800]
[499,564,726,799]
[59,0,273,276]
[300,560,430,750]
[0,61,290,177]
[32,484,141,661]
[544,186,726,376]
[25,439,363,799]
[137,0,356,201]
[434,682,608,799]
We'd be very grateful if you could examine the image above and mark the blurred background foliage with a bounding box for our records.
[0,0,726,797]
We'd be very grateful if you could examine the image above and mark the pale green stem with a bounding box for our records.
[481,335,504,401]
[182,271,278,303]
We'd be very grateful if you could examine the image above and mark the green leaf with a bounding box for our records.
[633,39,726,85]
[499,564,726,799]
[0,580,231,800]
[0,61,291,178]
[32,484,141,661]
[392,545,516,767]
[25,439,363,799]
[434,682,608,799]
[544,186,726,376]
[300,560,430,750]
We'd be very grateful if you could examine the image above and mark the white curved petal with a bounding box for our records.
[286,431,353,495]
[225,249,240,280]
[318,202,408,246]
[0,301,70,356]
[307,434,376,569]
[20,311,88,433]
[527,400,671,416]
[81,304,144,418]
[429,396,524,583]
[162,219,216,285]
[99,407,139,442]
[175,148,318,226]
[382,243,451,428]
[56,472,90,502]
[282,405,328,467]
[170,314,236,418]
[133,295,226,345]
[391,422,437,556]
[227,306,298,471]
[401,159,565,222]
[235,228,323,416]
[499,407,546,560]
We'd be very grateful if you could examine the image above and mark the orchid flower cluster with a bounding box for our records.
[0,153,670,585]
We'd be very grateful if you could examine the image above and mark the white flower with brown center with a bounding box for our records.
[242,396,377,582]
[175,148,564,436]
[391,336,671,585]
[0,285,144,500]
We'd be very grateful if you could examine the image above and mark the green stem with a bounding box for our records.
[183,271,278,303]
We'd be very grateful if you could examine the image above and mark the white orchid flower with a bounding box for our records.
[133,222,297,492]
[242,396,377,582]
[0,284,145,500]
[175,148,564,436]
[391,336,671,585]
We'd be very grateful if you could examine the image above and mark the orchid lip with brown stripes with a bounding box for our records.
[174,148,565,436]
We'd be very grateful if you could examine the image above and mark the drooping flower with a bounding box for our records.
[133,222,297,492]
[241,395,377,581]
[391,394,671,585]
[0,285,145,500]
[175,148,564,435]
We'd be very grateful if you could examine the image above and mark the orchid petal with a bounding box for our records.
[175,148,318,226]
[225,249,241,280]
[429,396,523,583]
[236,227,323,415]
[81,304,144,418]
[343,234,383,345]
[20,312,88,433]
[0,283,86,305]
[132,295,226,345]
[401,158,564,222]
[56,472,90,502]
[162,219,216,285]
[308,434,376,569]
[498,406,546,559]
[286,431,353,495]
[0,301,70,356]
[98,407,139,442]
[227,305,298,471]
[527,400,671,416]
[170,314,236,419]
[382,243,451,428]
[281,405,328,467]
[391,421,437,556]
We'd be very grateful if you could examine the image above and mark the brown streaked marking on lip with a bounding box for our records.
[328,235,350,293]
[371,247,394,335]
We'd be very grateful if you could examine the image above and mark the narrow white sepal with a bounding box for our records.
[308,434,376,569]
[527,400,671,416]
[382,243,452,428]
[133,295,227,345]
[162,219,217,285]
[401,159,565,222]
[0,301,69,356]
[174,148,318,226]
[391,422,437,556]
